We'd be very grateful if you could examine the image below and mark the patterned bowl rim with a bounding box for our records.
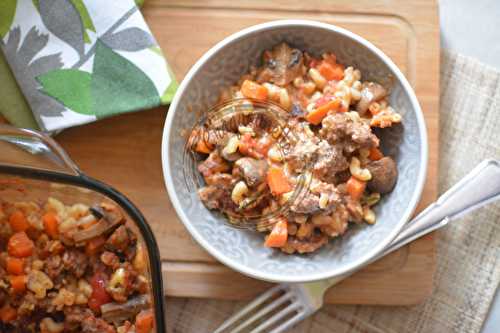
[161,19,428,283]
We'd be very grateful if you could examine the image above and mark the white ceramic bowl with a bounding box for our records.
[162,20,428,283]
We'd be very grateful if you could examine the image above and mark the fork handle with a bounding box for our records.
[381,159,500,256]
[304,159,500,294]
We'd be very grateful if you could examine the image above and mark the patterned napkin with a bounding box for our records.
[165,51,500,333]
[0,49,38,128]
[0,0,177,132]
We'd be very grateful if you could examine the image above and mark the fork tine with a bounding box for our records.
[269,311,308,333]
[213,284,287,333]
[231,293,293,333]
[249,302,301,333]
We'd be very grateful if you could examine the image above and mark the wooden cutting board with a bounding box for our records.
[13,0,441,305]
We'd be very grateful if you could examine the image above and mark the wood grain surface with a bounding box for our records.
[3,0,440,305]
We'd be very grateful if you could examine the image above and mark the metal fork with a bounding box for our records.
[214,159,500,333]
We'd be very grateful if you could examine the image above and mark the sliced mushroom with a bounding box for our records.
[101,294,151,323]
[256,43,304,86]
[356,82,387,115]
[234,157,269,187]
[72,204,124,243]
[89,206,104,220]
[100,202,124,225]
[366,157,398,194]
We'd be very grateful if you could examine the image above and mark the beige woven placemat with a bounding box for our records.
[164,50,500,333]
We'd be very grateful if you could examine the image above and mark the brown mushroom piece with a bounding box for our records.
[101,294,151,323]
[356,82,387,115]
[256,43,304,86]
[366,157,398,194]
[234,157,269,187]
[72,203,124,243]
[198,151,230,179]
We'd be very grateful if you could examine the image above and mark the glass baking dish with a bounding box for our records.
[0,124,165,332]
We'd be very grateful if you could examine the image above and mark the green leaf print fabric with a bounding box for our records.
[38,69,92,115]
[0,0,177,132]
[91,40,160,118]
[0,0,17,39]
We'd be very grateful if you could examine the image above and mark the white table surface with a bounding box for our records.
[439,0,500,331]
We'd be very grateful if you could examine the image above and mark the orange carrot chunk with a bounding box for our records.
[241,80,268,100]
[7,232,34,258]
[9,210,30,232]
[9,275,27,293]
[264,219,288,248]
[317,61,345,81]
[322,53,337,66]
[42,212,59,238]
[136,309,155,333]
[369,147,384,161]
[267,167,292,195]
[346,176,366,201]
[6,257,24,275]
[0,304,17,322]
[306,99,341,125]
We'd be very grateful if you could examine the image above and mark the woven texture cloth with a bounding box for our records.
[164,50,500,333]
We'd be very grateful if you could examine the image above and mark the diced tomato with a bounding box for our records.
[6,257,24,275]
[136,309,155,333]
[255,135,273,156]
[0,304,17,322]
[9,210,30,232]
[88,272,112,312]
[308,58,319,68]
[264,219,288,248]
[238,133,255,155]
[239,133,263,159]
[314,94,333,108]
[7,232,34,258]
